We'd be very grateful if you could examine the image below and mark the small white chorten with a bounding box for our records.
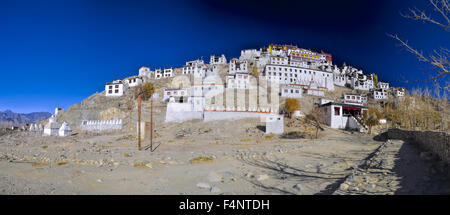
[58,122,72,137]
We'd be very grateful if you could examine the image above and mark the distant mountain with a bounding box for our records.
[0,110,52,127]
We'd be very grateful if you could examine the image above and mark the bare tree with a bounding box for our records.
[305,107,325,139]
[388,0,449,92]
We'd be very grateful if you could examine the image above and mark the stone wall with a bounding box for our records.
[387,128,450,163]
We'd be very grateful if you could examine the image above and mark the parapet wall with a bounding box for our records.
[387,128,450,163]
[80,119,123,131]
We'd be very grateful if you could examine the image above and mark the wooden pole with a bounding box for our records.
[138,93,141,151]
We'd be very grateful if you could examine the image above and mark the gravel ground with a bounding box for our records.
[0,123,385,195]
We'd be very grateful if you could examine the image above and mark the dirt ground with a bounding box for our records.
[0,119,446,195]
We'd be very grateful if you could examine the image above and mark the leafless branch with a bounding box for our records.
[388,33,449,91]
[401,0,450,30]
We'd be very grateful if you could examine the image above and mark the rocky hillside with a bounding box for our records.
[58,78,171,133]
[0,110,51,127]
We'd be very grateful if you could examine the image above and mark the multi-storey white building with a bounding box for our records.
[281,86,302,98]
[269,56,289,65]
[264,64,334,91]
[229,58,248,74]
[154,69,163,79]
[163,68,174,78]
[393,88,406,97]
[183,59,206,77]
[372,89,388,100]
[240,49,261,61]
[350,74,374,91]
[105,79,127,96]
[343,94,367,105]
[210,54,227,64]
[377,82,389,90]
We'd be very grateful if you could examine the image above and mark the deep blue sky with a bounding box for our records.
[1,0,448,113]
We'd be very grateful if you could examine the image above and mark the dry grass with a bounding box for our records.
[124,153,131,157]
[240,138,252,142]
[32,162,48,167]
[41,145,48,149]
[264,133,275,140]
[133,162,151,168]
[190,156,213,164]
[56,160,68,166]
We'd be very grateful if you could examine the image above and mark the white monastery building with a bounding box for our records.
[105,79,127,96]
[138,66,152,79]
[229,58,248,74]
[210,55,227,65]
[163,68,174,78]
[319,102,367,132]
[281,86,302,98]
[154,69,163,79]
[125,76,143,87]
[163,88,188,101]
[343,94,367,105]
[372,89,388,100]
[377,82,389,90]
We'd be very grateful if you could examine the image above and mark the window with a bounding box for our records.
[115,85,119,88]
[108,90,112,94]
[334,107,340,116]
[115,89,119,93]
[109,86,112,89]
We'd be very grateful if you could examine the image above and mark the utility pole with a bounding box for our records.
[150,96,153,152]
[137,93,142,151]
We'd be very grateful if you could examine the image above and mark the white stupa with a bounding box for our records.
[58,122,72,137]
[43,115,59,136]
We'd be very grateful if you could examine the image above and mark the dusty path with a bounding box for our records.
[334,139,450,195]
[0,128,383,195]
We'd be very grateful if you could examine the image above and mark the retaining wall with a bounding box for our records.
[387,128,450,163]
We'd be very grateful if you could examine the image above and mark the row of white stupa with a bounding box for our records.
[31,115,72,137]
